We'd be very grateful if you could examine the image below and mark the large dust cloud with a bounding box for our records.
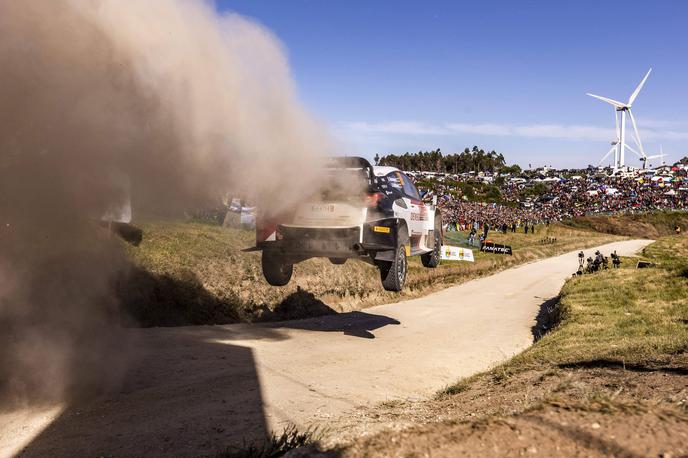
[0,0,332,406]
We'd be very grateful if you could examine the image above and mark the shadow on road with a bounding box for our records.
[17,326,280,457]
[257,287,401,338]
[268,311,401,339]
[15,308,401,456]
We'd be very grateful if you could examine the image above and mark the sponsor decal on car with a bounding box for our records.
[419,205,428,221]
[310,203,335,213]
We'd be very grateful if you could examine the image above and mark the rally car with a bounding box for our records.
[252,157,442,291]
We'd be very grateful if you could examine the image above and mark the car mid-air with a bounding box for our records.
[251,157,442,291]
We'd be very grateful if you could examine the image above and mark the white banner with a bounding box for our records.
[440,245,474,262]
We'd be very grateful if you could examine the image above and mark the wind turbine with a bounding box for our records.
[641,144,668,169]
[587,68,652,173]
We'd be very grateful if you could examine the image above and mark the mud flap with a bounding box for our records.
[368,219,407,262]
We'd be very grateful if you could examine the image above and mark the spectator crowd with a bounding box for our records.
[414,168,688,232]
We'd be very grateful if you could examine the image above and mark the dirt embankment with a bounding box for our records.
[314,356,688,458]
[564,211,688,239]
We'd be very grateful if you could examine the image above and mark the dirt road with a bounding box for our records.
[2,239,650,457]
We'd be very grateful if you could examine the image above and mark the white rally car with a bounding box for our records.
[250,157,442,291]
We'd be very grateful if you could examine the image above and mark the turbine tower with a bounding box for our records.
[587,68,652,172]
[597,113,620,168]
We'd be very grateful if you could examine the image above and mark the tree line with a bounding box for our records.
[375,147,521,174]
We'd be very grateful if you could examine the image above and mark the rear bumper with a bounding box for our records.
[257,222,397,259]
[276,225,363,258]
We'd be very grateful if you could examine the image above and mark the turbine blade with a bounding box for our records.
[628,68,652,106]
[625,144,642,157]
[627,110,646,157]
[586,93,626,108]
[599,146,616,165]
[629,125,641,149]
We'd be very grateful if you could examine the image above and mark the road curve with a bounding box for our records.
[2,239,651,458]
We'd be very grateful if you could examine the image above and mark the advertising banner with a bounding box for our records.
[440,245,475,262]
[480,241,513,255]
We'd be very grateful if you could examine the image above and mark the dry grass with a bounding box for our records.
[503,235,688,373]
[121,220,620,326]
[219,424,321,458]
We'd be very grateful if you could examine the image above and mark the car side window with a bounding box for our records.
[384,172,405,198]
[398,172,421,200]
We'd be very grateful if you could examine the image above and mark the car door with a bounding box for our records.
[396,172,428,254]
[386,171,411,219]
[402,174,437,252]
[385,171,431,254]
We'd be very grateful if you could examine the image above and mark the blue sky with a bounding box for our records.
[217,0,688,168]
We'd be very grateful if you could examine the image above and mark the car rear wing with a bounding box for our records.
[323,156,377,192]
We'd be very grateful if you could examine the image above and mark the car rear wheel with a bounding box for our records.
[328,257,347,265]
[421,229,441,268]
[261,250,293,286]
[379,244,407,292]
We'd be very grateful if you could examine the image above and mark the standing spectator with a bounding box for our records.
[612,250,621,268]
[468,227,476,246]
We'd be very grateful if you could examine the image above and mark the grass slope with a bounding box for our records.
[120,221,620,326]
[564,210,688,238]
[321,236,688,457]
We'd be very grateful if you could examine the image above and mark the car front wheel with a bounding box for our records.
[379,244,407,292]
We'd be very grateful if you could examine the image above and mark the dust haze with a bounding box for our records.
[0,0,332,407]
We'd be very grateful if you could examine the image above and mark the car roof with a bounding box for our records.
[373,165,401,177]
